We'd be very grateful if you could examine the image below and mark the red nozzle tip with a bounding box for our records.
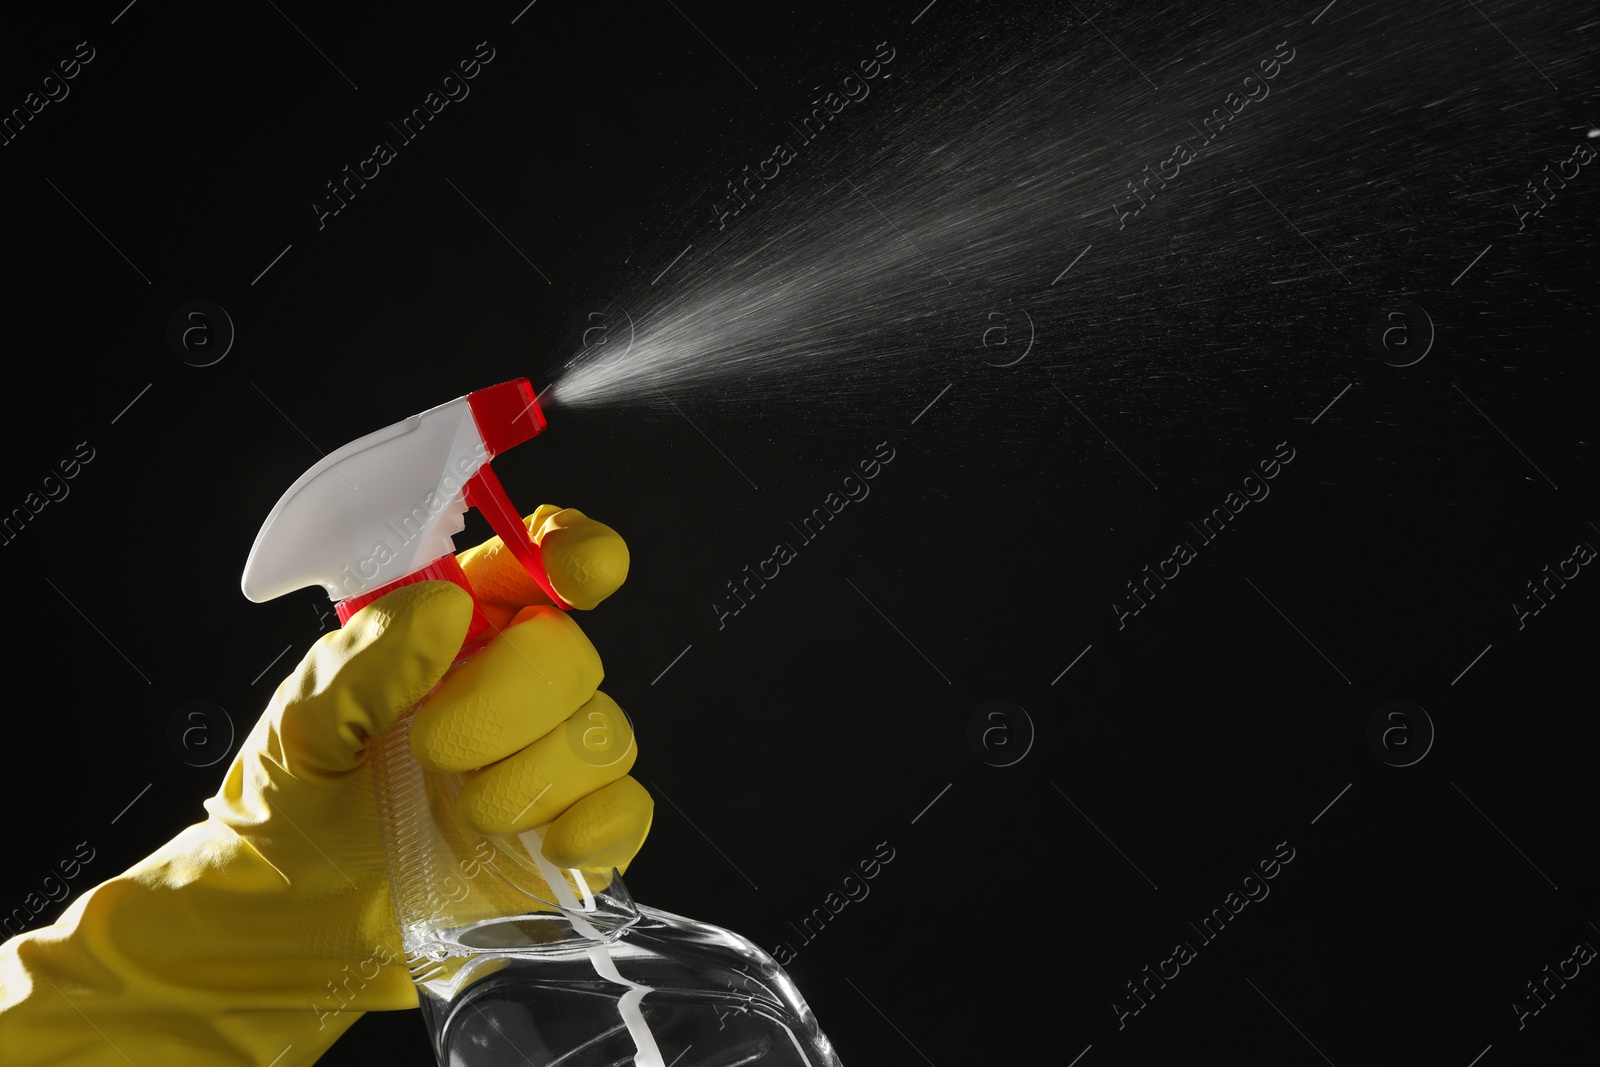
[468,379,545,457]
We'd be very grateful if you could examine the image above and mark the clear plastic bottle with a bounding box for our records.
[374,704,841,1067]
[242,379,842,1066]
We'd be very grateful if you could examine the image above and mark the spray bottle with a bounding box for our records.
[241,379,841,1066]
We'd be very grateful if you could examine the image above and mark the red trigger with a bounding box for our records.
[463,462,572,611]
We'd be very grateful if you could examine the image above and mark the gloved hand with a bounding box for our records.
[0,505,651,1066]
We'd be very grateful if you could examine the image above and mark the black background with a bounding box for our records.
[2,1,1597,1063]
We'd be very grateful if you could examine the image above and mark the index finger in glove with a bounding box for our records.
[457,505,629,629]
[408,605,603,773]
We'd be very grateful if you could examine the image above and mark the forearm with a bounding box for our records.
[0,821,393,1067]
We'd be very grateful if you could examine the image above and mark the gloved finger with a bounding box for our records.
[457,505,629,629]
[409,606,603,772]
[286,580,475,774]
[456,691,637,835]
[543,775,654,870]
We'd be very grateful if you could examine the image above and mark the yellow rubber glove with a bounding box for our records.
[0,506,652,1066]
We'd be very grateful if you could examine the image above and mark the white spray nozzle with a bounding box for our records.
[241,379,560,610]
